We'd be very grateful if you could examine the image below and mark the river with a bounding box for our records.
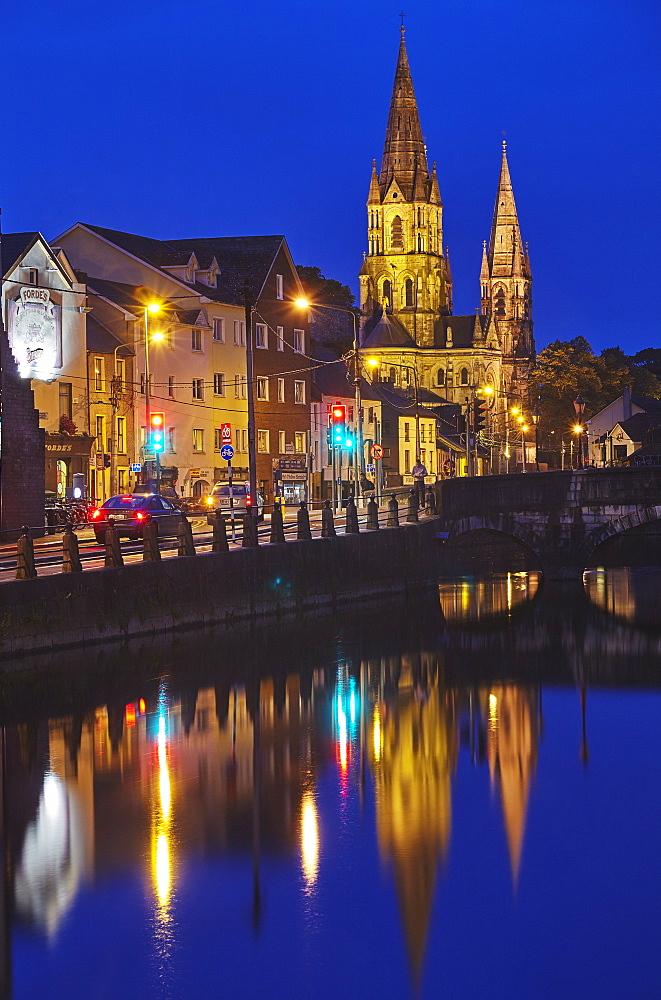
[1,567,660,999]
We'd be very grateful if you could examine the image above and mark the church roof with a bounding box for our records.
[361,310,416,348]
[434,315,491,349]
[379,28,430,202]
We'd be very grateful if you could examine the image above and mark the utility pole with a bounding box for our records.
[464,396,472,476]
[244,283,258,516]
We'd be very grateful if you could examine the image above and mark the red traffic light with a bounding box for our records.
[331,403,346,423]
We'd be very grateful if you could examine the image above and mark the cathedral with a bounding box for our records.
[359,27,535,415]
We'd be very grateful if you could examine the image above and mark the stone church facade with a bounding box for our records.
[358,28,535,421]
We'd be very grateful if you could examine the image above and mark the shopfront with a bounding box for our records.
[45,434,95,497]
[273,457,308,506]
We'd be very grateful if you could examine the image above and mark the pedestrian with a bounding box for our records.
[411,457,428,495]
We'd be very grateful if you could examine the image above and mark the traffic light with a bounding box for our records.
[330,403,346,449]
[150,412,165,453]
[473,397,488,434]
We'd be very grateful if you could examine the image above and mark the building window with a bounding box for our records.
[293,329,305,354]
[234,320,246,346]
[95,415,104,448]
[404,449,411,474]
[193,429,204,453]
[192,378,204,400]
[277,378,285,402]
[436,369,445,387]
[116,417,126,454]
[405,278,414,307]
[295,431,306,453]
[28,268,38,286]
[214,372,225,396]
[214,428,222,452]
[495,286,506,318]
[234,375,247,398]
[294,380,305,404]
[59,382,72,418]
[235,428,248,453]
[420,425,425,444]
[94,357,104,391]
[383,279,392,311]
[276,326,284,351]
[118,469,127,492]
[278,431,286,454]
[168,375,175,398]
[404,422,410,443]
[257,429,270,454]
[256,377,269,400]
[255,323,268,349]
[115,359,125,389]
[168,427,176,452]
[391,215,403,250]
[460,368,469,386]
[213,318,225,342]
[275,274,284,299]
[192,329,203,352]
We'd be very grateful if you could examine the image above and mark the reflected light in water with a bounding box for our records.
[151,709,174,918]
[300,790,320,890]
[373,708,382,762]
[439,572,540,624]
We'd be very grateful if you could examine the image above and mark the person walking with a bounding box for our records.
[411,457,428,495]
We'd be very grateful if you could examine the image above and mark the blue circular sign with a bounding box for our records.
[220,444,235,461]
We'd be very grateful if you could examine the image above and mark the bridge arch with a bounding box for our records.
[581,504,661,564]
[449,514,542,564]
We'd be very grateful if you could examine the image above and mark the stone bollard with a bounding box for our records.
[406,489,419,523]
[16,526,37,580]
[297,502,312,540]
[242,510,258,547]
[142,518,161,561]
[366,496,380,530]
[345,496,360,534]
[270,501,286,543]
[424,486,437,517]
[177,515,196,557]
[321,500,336,537]
[212,511,229,552]
[62,525,82,573]
[387,495,400,527]
[104,526,124,568]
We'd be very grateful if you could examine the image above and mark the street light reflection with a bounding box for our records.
[300,790,320,890]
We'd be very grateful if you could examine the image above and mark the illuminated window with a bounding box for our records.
[383,279,392,311]
[294,380,305,404]
[404,422,410,443]
[234,375,247,399]
[295,431,306,453]
[116,417,126,454]
[278,431,286,453]
[59,382,72,418]
[293,329,305,354]
[234,321,246,346]
[94,357,104,391]
[192,428,204,452]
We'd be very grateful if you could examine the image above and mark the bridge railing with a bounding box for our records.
[0,486,440,583]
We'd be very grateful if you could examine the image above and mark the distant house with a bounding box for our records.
[586,387,661,466]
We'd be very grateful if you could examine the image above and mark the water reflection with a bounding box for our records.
[2,569,661,999]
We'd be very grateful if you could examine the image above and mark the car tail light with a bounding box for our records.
[90,508,101,520]
[246,494,253,507]
[136,512,145,521]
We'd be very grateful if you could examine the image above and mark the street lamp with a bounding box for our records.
[295,298,364,501]
[532,404,541,472]
[573,394,586,469]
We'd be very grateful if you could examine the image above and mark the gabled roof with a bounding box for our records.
[1,232,40,276]
[81,224,192,267]
[361,310,416,348]
[87,277,155,311]
[86,315,134,356]
[615,412,661,441]
[434,315,492,349]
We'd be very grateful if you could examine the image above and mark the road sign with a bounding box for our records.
[220,444,235,461]
[221,423,232,444]
[130,463,141,472]
[371,443,384,460]
[366,464,375,474]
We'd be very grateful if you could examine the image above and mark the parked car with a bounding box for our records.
[90,493,184,543]
[158,486,189,511]
[204,483,265,522]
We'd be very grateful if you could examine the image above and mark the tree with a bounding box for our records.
[296,266,358,354]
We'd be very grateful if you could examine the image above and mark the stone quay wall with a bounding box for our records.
[0,518,443,660]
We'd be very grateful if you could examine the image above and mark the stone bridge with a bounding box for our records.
[439,467,661,579]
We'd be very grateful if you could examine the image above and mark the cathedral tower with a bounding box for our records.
[481,141,535,388]
[360,27,452,348]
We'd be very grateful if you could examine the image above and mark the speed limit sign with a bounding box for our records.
[371,443,384,460]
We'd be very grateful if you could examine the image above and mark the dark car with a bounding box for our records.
[90,493,184,543]
[158,486,188,511]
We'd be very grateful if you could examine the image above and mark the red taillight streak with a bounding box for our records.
[91,509,101,519]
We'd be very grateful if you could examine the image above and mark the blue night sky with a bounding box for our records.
[2,0,659,354]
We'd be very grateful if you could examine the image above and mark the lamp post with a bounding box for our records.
[143,302,163,491]
[295,299,363,501]
[573,394,586,469]
[532,404,541,472]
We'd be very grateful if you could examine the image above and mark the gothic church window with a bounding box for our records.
[460,368,469,386]
[436,369,445,387]
[391,216,403,250]
[495,287,506,317]
[405,278,414,307]
[383,280,392,311]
